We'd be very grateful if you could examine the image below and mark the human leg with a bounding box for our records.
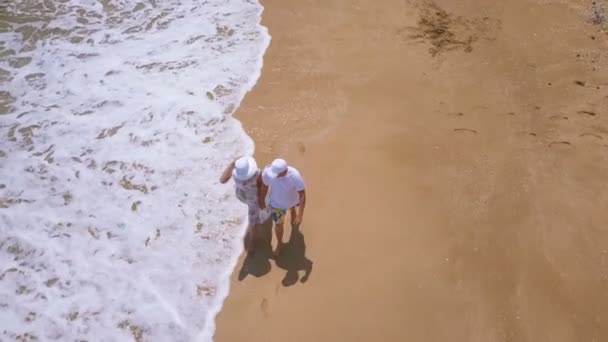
[271,207,287,256]
[290,206,297,225]
[273,222,284,256]
[244,204,259,253]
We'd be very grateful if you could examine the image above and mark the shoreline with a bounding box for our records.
[216,0,608,341]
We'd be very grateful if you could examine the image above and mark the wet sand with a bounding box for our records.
[216,0,608,341]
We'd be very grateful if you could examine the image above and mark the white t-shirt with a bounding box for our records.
[262,166,306,209]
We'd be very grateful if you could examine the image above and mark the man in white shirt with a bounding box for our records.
[261,158,307,256]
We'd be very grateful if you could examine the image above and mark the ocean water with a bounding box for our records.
[0,0,269,341]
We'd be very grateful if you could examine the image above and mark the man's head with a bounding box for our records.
[265,158,288,179]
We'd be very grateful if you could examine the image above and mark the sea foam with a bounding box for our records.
[0,0,269,340]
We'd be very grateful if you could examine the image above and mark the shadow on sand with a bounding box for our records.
[237,220,313,286]
[238,219,273,280]
[275,223,313,286]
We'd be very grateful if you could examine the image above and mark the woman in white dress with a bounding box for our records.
[219,156,268,253]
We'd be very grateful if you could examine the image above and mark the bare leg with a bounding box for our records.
[290,207,297,225]
[273,222,284,257]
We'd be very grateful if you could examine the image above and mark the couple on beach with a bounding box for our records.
[220,157,306,256]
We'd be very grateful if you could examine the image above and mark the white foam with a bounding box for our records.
[0,0,269,340]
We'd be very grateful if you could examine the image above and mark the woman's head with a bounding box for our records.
[232,156,258,181]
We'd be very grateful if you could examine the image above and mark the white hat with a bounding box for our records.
[264,158,288,179]
[232,157,258,181]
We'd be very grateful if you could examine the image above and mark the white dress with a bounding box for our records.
[234,170,265,227]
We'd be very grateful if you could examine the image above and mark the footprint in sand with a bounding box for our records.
[260,298,269,318]
[453,128,477,134]
[297,142,306,155]
[578,110,597,117]
[548,141,572,148]
[549,115,569,121]
[579,133,603,140]
[592,125,608,135]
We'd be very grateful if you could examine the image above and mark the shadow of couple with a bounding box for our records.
[238,219,313,286]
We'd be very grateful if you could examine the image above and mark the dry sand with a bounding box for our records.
[216,0,608,341]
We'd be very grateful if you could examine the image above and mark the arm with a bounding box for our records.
[297,189,306,222]
[257,174,268,209]
[219,160,236,184]
[292,170,307,224]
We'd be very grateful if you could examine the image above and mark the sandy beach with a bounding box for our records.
[216,0,608,341]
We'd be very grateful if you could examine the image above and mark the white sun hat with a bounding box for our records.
[264,158,288,179]
[232,157,258,181]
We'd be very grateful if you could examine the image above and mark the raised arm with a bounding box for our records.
[219,160,236,184]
